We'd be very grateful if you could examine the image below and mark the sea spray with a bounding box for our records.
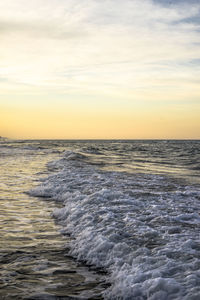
[29,148,200,299]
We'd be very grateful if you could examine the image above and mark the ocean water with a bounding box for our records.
[1,139,200,299]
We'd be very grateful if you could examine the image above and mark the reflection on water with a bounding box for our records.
[0,150,106,299]
[1,139,200,299]
[85,140,200,185]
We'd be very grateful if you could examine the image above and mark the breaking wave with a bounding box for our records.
[29,150,200,299]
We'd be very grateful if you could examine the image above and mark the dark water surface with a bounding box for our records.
[0,139,200,299]
[0,140,107,299]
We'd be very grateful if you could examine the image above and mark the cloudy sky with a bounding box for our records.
[0,0,200,139]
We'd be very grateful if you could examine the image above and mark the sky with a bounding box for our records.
[0,0,200,139]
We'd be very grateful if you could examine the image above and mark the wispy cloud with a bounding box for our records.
[1,0,200,138]
[0,0,199,95]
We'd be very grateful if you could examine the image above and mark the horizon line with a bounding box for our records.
[2,137,200,141]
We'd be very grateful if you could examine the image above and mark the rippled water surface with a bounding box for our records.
[0,141,107,299]
[0,139,200,299]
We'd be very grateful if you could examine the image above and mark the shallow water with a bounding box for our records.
[1,139,200,299]
[0,142,106,299]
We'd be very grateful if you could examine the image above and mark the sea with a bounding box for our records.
[0,139,200,300]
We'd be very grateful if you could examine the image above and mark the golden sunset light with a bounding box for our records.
[1,3,200,299]
[0,0,200,139]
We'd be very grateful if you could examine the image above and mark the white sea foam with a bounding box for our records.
[29,151,200,299]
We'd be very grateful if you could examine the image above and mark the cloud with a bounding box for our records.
[0,20,88,40]
[0,0,199,97]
